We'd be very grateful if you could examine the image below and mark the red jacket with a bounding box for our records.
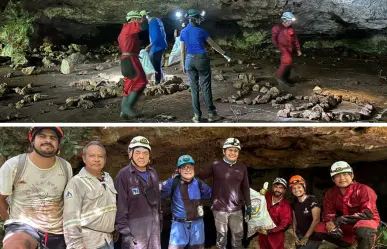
[322,182,380,225]
[266,192,292,233]
[118,22,142,54]
[271,24,301,51]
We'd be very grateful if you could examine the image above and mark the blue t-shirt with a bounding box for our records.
[180,24,210,54]
[149,18,167,53]
[138,171,148,182]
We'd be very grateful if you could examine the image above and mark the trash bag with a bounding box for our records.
[247,187,276,238]
[139,49,156,81]
[168,37,181,67]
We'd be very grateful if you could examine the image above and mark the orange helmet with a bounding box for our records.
[28,127,64,142]
[289,175,306,189]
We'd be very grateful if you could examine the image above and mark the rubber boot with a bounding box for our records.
[120,92,140,119]
[120,96,130,118]
[282,66,293,84]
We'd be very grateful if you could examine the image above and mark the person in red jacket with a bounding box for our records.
[118,11,148,119]
[314,161,380,249]
[258,178,292,249]
[271,12,302,86]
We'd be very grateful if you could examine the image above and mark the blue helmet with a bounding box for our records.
[281,12,296,21]
[177,155,195,168]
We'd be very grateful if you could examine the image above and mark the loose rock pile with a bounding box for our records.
[220,73,377,122]
[144,76,189,96]
[60,79,124,110]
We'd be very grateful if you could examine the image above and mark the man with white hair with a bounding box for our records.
[115,136,161,249]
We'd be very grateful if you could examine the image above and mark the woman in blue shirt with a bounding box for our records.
[180,9,231,123]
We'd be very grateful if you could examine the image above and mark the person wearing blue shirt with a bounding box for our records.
[180,9,231,123]
[161,155,212,249]
[141,10,168,84]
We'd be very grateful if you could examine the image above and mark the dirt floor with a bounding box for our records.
[1,49,387,123]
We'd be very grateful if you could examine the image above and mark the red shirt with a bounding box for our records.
[322,182,380,223]
[118,22,142,54]
[271,24,301,51]
[266,192,292,233]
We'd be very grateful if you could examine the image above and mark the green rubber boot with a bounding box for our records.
[120,92,140,119]
[120,96,130,118]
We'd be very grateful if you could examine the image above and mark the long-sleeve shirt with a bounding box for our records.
[322,182,380,226]
[265,192,292,233]
[118,22,142,54]
[161,177,212,220]
[63,168,117,249]
[271,24,301,51]
[149,18,167,53]
[114,163,160,235]
[197,160,251,212]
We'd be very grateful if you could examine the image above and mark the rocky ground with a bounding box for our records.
[1,43,387,123]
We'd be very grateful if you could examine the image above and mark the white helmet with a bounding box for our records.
[273,177,287,188]
[330,161,353,177]
[128,136,151,152]
[223,138,241,150]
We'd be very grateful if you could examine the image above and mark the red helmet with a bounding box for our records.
[289,175,306,189]
[28,127,64,142]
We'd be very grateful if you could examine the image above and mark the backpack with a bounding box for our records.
[170,175,203,199]
[12,153,70,190]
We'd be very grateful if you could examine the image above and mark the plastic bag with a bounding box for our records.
[139,49,156,81]
[247,183,276,238]
[168,37,181,67]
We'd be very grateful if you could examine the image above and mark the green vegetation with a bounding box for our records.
[303,35,387,54]
[0,127,97,161]
[234,30,270,51]
[0,1,37,66]
[60,127,98,160]
[215,30,271,52]
[376,223,387,248]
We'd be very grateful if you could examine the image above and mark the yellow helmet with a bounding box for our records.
[126,11,142,21]
[140,10,150,17]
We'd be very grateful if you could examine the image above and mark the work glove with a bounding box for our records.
[222,54,231,62]
[112,231,120,243]
[122,232,137,245]
[329,227,344,239]
[245,205,252,222]
[259,182,269,195]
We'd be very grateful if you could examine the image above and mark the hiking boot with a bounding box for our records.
[192,115,201,123]
[208,112,222,122]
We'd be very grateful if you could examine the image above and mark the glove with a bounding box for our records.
[257,228,268,235]
[112,231,120,243]
[259,182,269,195]
[245,205,252,222]
[223,54,231,62]
[329,227,344,239]
[122,233,137,245]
